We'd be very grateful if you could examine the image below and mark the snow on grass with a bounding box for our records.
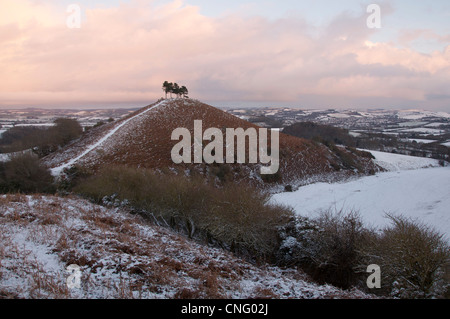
[402,138,437,144]
[0,149,35,163]
[327,113,351,118]
[397,110,450,120]
[0,194,371,299]
[399,127,443,135]
[398,121,428,127]
[367,150,441,171]
[425,122,448,128]
[50,100,167,176]
[349,131,362,137]
[0,153,10,162]
[272,151,450,241]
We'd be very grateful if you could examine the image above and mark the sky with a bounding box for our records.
[0,0,449,111]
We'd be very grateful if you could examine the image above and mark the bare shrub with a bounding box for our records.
[74,165,293,261]
[368,214,450,298]
[0,153,54,193]
[74,165,449,298]
[277,209,376,290]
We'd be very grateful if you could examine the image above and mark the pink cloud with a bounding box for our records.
[0,0,449,110]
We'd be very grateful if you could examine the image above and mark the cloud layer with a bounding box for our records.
[1,0,449,110]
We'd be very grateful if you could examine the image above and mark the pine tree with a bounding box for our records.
[180,86,189,98]
[162,81,188,99]
[172,83,180,98]
[162,81,172,99]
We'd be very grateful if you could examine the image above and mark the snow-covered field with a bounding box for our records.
[272,151,450,241]
[402,138,437,144]
[399,127,444,135]
[368,150,441,171]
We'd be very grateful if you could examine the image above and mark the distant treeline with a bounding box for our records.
[0,118,82,157]
[283,122,356,147]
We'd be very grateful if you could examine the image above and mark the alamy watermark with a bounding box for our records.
[66,264,81,289]
[367,4,382,29]
[66,4,81,29]
[66,4,381,30]
[366,264,381,289]
[171,120,280,175]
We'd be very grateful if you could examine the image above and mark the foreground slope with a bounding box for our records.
[44,99,379,187]
[0,194,372,299]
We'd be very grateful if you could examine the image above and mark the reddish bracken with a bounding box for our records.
[43,99,380,187]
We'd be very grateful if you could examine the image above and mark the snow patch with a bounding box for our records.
[366,150,441,171]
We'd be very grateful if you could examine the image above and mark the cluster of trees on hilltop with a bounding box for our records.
[162,81,189,99]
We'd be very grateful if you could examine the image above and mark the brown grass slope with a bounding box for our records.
[43,99,380,188]
[0,194,374,299]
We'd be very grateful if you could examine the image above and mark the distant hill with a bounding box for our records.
[43,99,380,188]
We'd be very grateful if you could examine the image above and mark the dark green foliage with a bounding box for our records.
[162,81,189,99]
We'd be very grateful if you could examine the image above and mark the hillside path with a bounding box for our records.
[51,100,167,175]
